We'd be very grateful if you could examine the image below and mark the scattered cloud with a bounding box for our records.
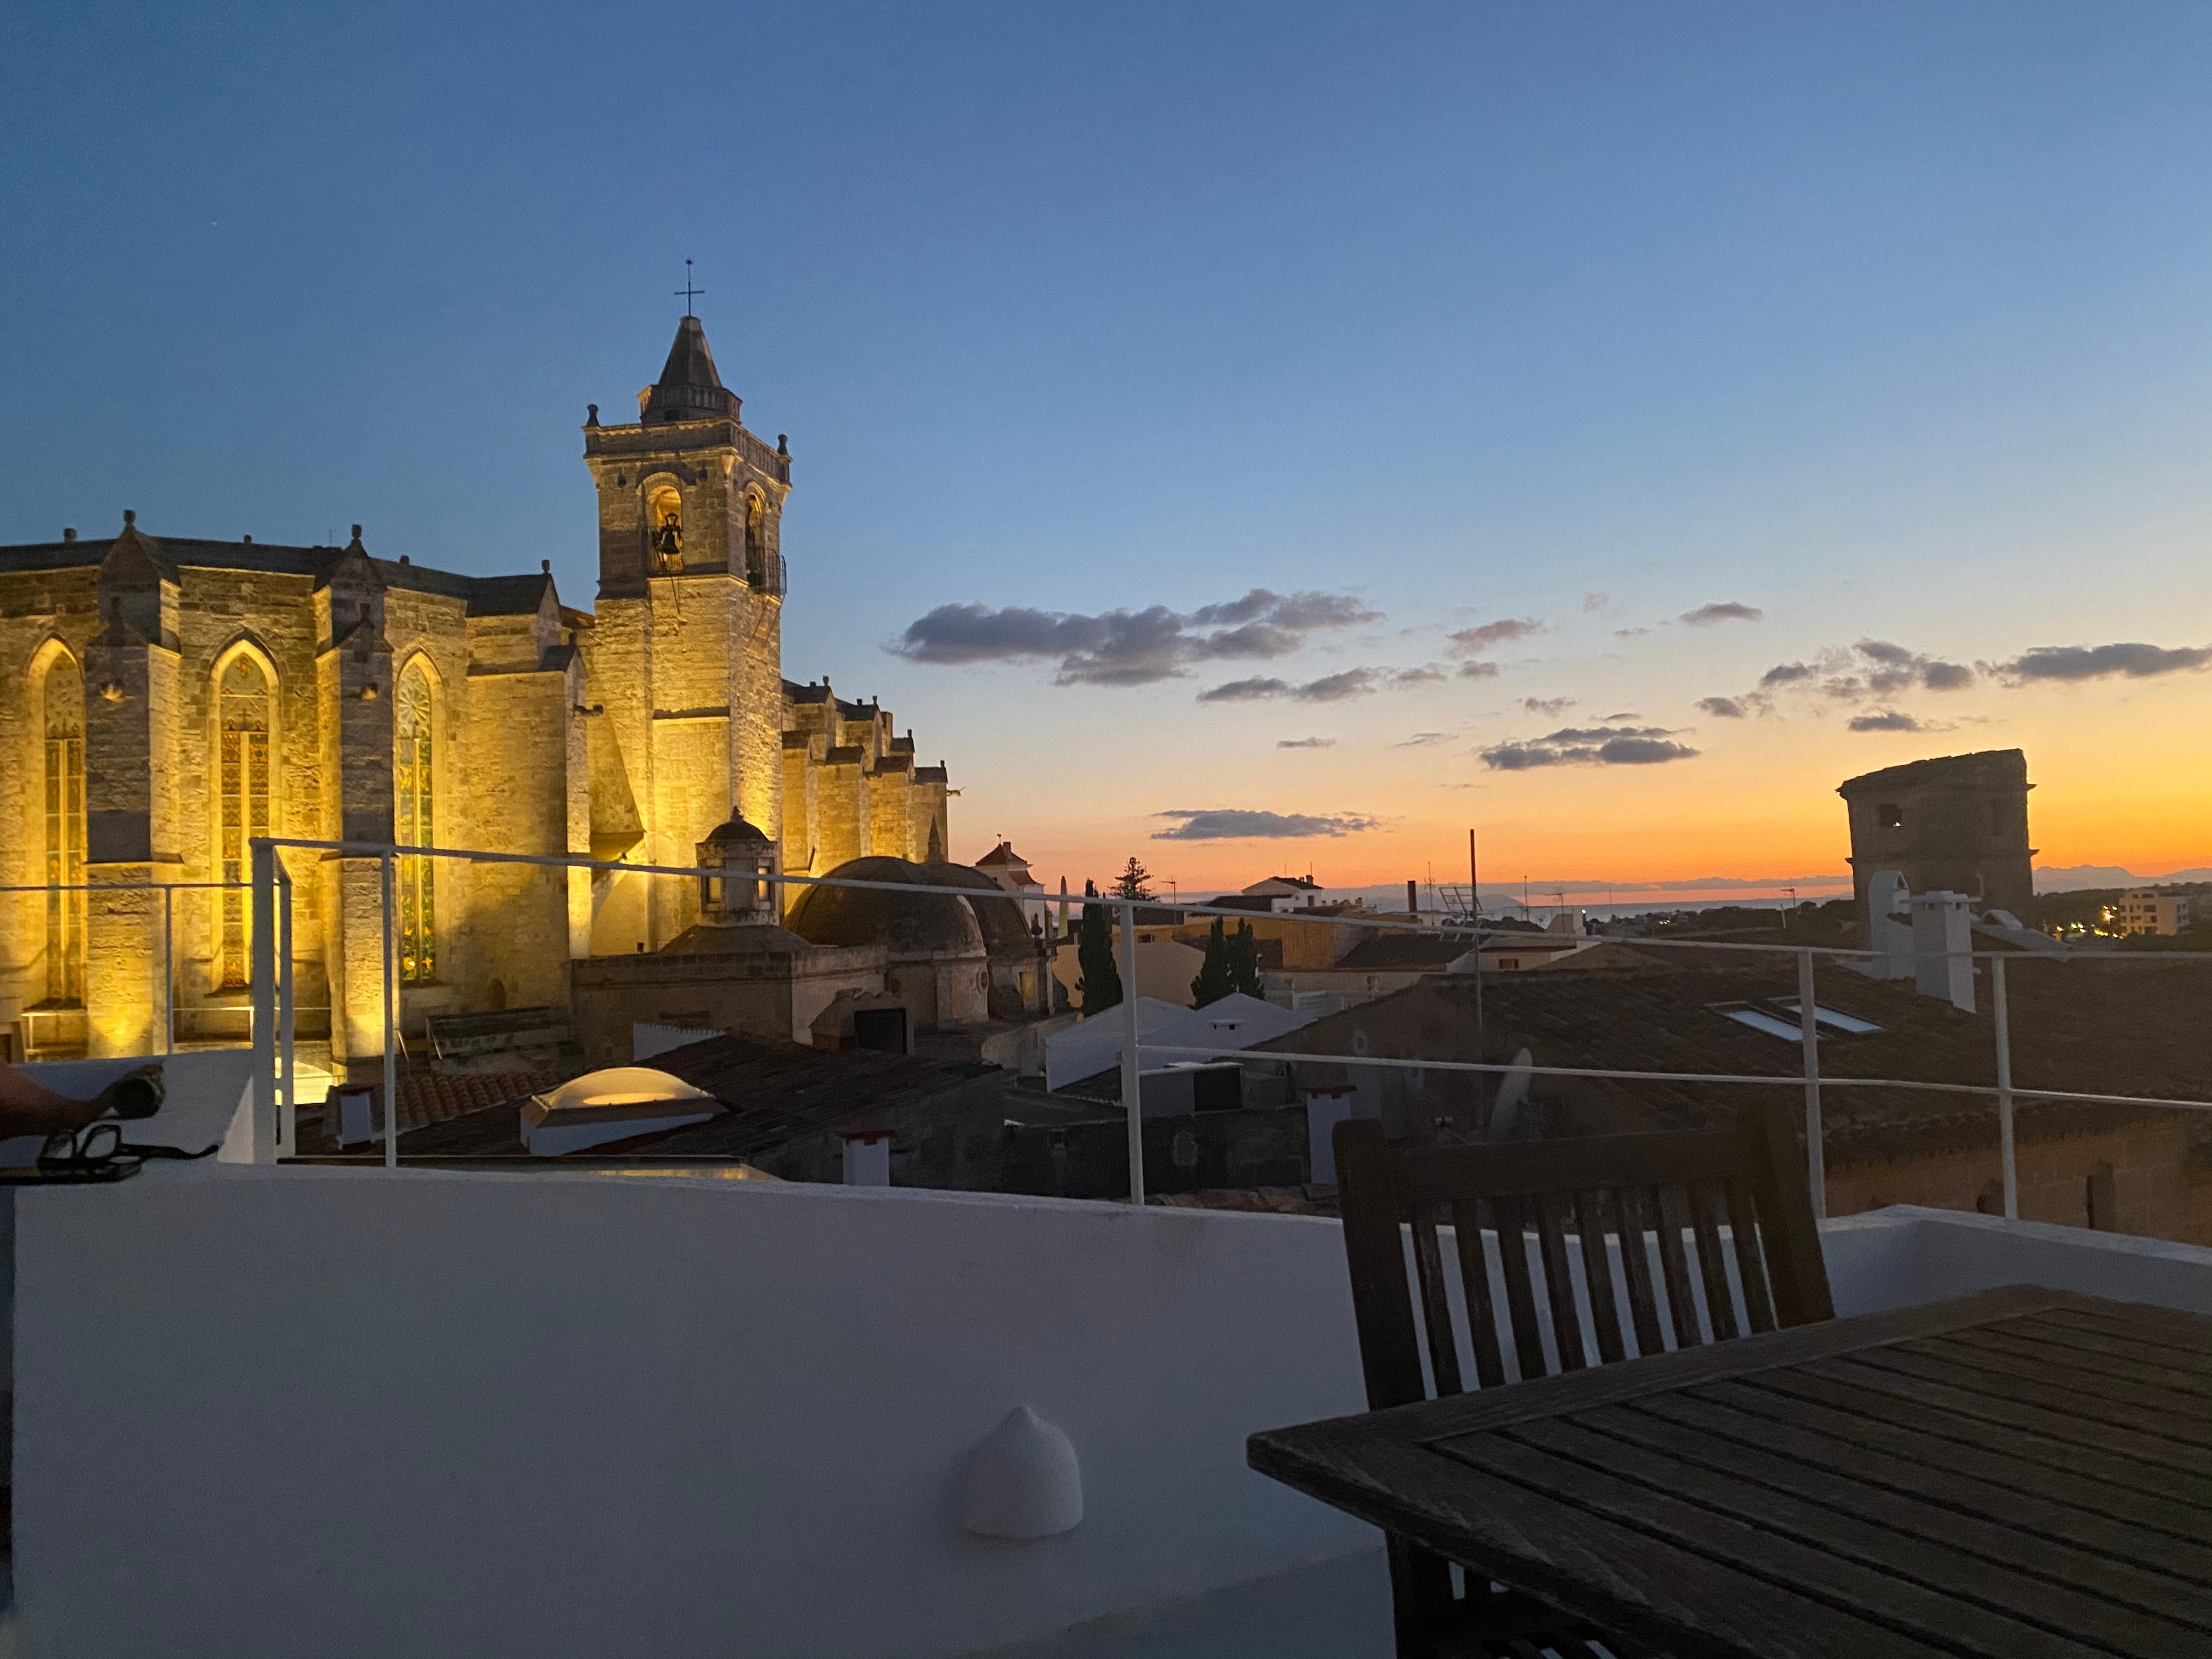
[1396,731,1453,747]
[1992,642,2212,684]
[1291,669,1376,703]
[1153,808,1380,841]
[1679,602,1763,627]
[1697,696,1751,719]
[1538,725,1676,742]
[1582,592,1612,614]
[1479,723,1700,770]
[1198,662,1451,703]
[1520,696,1576,716]
[1277,736,1336,749]
[1613,626,1651,639]
[1839,639,1976,698]
[1447,617,1543,654]
[1457,660,1501,680]
[888,588,1380,686]
[1847,710,1929,733]
[1759,661,1815,686]
[1197,676,1290,703]
[1602,711,1641,721]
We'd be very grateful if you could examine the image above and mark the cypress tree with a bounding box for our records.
[1226,921,1265,998]
[1190,917,1233,1007]
[1077,900,1122,1014]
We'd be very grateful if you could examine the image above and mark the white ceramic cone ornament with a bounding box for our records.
[961,1406,1083,1538]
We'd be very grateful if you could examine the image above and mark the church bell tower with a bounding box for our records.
[582,312,793,943]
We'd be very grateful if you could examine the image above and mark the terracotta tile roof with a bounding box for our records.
[1333,933,1469,971]
[1150,1184,1340,1217]
[390,1036,996,1161]
[1256,958,2212,1167]
[294,1069,559,1154]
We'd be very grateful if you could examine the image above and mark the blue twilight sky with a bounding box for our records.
[6,3,2210,891]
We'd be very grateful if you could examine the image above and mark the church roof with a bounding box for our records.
[641,315,740,424]
[658,314,724,392]
[462,571,556,616]
[787,857,986,957]
[0,530,566,617]
[701,816,775,849]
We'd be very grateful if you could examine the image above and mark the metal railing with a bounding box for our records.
[236,837,2212,1216]
[0,879,284,1058]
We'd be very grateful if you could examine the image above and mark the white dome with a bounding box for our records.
[540,1068,713,1113]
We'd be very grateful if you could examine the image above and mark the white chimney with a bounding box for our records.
[1910,890,1976,1012]
[1304,1084,1357,1182]
[840,1127,892,1186]
[1867,871,1914,979]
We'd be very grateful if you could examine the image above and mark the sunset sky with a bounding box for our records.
[7,3,2209,899]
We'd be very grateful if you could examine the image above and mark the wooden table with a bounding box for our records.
[1249,1284,2212,1658]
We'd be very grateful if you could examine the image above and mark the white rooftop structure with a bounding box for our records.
[1043,993,1316,1092]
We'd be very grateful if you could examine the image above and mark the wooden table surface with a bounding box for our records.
[1249,1284,2212,1658]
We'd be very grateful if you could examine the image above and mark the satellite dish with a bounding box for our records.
[1488,1047,1534,1142]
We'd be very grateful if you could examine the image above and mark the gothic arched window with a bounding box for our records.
[41,653,86,1002]
[395,662,437,983]
[217,655,273,988]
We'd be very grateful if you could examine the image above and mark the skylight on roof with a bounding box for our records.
[1715,1002,1884,1042]
[1777,1000,1884,1036]
[1719,1007,1805,1041]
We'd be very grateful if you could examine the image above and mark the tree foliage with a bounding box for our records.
[1226,920,1265,998]
[1111,857,1155,901]
[1076,900,1122,1014]
[1190,917,1234,1007]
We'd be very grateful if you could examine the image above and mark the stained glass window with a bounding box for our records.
[395,663,436,983]
[217,656,272,988]
[42,656,85,1003]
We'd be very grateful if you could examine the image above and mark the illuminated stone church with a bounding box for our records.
[0,314,951,1068]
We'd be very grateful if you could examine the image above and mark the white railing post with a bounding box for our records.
[278,864,296,1158]
[162,884,175,1057]
[1120,897,1143,1206]
[381,850,398,1171]
[1993,954,2017,1219]
[249,843,277,1163]
[1797,949,1825,1218]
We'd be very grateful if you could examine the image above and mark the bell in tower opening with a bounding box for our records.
[648,485,684,574]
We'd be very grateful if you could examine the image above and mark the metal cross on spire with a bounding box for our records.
[675,258,704,316]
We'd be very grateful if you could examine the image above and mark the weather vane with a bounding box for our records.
[675,259,704,317]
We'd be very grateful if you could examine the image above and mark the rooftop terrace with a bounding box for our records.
[6,1051,2212,1657]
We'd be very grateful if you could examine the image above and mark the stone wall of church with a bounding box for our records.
[0,567,101,1043]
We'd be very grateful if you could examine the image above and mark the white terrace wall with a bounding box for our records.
[14,1154,2212,1659]
[13,1169,1375,1659]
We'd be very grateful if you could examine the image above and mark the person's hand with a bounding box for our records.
[87,1063,165,1125]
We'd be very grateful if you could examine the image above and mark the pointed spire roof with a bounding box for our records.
[99,510,177,586]
[641,315,740,425]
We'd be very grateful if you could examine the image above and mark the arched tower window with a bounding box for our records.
[41,653,86,1003]
[217,655,272,988]
[647,484,684,574]
[744,491,765,585]
[395,661,437,983]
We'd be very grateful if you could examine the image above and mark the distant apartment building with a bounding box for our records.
[1230,875,1325,913]
[2117,888,2194,936]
